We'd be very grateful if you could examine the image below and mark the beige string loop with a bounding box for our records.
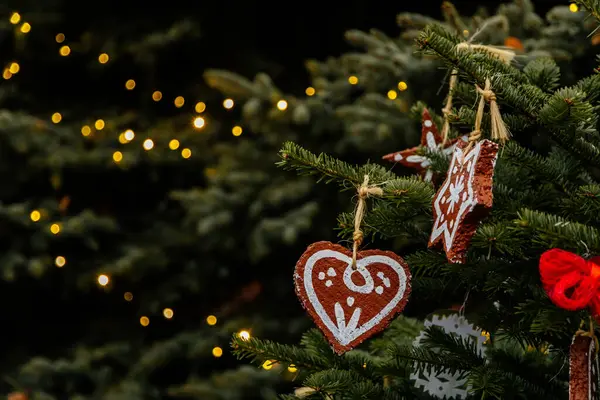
[476,78,510,144]
[441,69,458,145]
[352,175,383,269]
[467,78,509,151]
[455,42,515,65]
[576,316,599,355]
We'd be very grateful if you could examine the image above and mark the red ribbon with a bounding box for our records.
[539,248,600,318]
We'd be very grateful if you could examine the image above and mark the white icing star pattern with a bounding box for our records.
[428,139,498,264]
[430,143,481,254]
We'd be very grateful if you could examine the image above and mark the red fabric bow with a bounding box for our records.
[539,248,600,318]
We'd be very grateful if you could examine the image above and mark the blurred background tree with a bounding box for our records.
[0,0,571,399]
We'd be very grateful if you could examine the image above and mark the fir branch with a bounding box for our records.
[517,208,600,252]
[277,141,397,189]
[562,184,600,224]
[575,0,600,25]
[523,57,561,93]
[230,336,326,371]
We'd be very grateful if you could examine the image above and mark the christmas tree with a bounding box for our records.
[0,3,319,398]
[205,0,600,398]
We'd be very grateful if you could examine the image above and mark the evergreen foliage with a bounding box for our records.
[205,0,600,398]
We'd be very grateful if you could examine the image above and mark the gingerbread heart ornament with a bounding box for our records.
[294,241,412,354]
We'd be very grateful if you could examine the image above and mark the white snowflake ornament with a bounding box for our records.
[410,314,487,400]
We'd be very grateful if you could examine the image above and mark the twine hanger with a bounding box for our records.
[351,175,383,269]
[441,42,513,146]
[466,78,510,151]
[441,69,458,146]
[576,316,599,355]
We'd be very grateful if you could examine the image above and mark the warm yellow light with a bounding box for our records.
[59,45,71,56]
[3,69,12,80]
[206,315,217,325]
[81,125,91,137]
[238,330,251,340]
[232,126,243,136]
[174,96,185,108]
[124,129,135,141]
[9,62,19,74]
[212,346,223,357]
[166,139,179,150]
[195,101,206,113]
[20,22,31,33]
[55,33,65,43]
[140,316,150,326]
[262,360,275,370]
[223,98,234,109]
[305,87,315,96]
[570,3,579,12]
[118,133,127,144]
[124,292,133,301]
[112,151,123,163]
[50,223,60,234]
[348,75,358,85]
[276,100,288,111]
[54,256,66,268]
[288,364,297,373]
[193,116,205,129]
[387,90,398,100]
[143,139,154,150]
[30,210,41,222]
[97,274,109,286]
[95,119,105,130]
[163,308,174,319]
[125,79,136,90]
[98,53,109,64]
[181,148,192,159]
[9,13,21,25]
[51,112,62,124]
[398,81,408,91]
[152,91,162,101]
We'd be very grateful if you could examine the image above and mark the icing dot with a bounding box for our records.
[347,296,355,306]
[394,154,403,161]
[424,120,433,127]
[327,267,336,277]
[325,280,333,287]
[318,272,325,280]
[375,286,383,295]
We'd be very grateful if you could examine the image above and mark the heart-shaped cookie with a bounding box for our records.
[294,241,412,354]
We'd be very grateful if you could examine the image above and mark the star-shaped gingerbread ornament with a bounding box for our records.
[429,139,499,264]
[383,108,467,182]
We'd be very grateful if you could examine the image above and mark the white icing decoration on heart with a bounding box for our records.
[303,249,408,346]
[347,296,354,306]
[325,280,333,287]
[327,267,336,277]
[334,302,361,335]
[375,286,383,295]
[318,272,325,280]
[343,266,375,294]
[377,271,390,287]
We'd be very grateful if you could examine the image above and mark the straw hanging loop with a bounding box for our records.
[352,175,383,269]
